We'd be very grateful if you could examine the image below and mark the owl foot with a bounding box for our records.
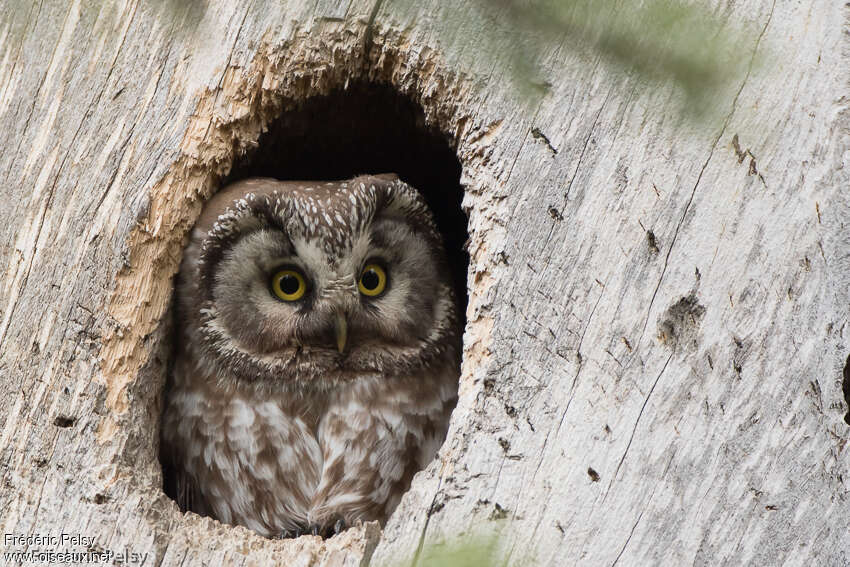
[304,518,347,538]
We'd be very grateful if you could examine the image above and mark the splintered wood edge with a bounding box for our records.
[92,14,507,562]
[96,23,367,440]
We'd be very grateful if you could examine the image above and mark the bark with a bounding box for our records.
[0,1,848,566]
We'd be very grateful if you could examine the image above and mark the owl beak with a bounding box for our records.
[335,311,348,354]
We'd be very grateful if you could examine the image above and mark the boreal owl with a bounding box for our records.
[161,174,461,538]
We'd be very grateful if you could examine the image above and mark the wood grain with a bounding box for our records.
[0,1,847,565]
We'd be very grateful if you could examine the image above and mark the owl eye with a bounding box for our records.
[271,268,308,302]
[358,263,387,297]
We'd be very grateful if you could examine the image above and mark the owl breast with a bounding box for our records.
[162,353,457,537]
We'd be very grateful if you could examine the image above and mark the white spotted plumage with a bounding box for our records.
[161,174,460,538]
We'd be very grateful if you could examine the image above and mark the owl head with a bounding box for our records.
[177,174,461,391]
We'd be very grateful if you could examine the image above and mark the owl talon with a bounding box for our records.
[299,520,345,538]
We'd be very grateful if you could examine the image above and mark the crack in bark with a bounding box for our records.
[501,280,607,565]
[3,0,52,182]
[609,448,677,566]
[363,0,386,62]
[603,352,673,504]
[503,105,545,187]
[635,0,776,350]
[0,0,42,129]
[0,0,141,350]
[89,1,175,219]
[554,279,605,437]
[411,474,445,567]
[200,3,254,146]
[542,85,613,249]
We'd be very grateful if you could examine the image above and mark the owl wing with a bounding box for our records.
[308,368,457,529]
[176,464,211,517]
[160,352,214,519]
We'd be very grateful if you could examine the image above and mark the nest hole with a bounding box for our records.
[161,81,469,535]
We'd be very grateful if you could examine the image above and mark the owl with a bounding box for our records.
[160,174,461,538]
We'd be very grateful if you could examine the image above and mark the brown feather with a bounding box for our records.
[161,175,460,537]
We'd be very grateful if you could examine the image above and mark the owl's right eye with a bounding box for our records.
[270,268,308,302]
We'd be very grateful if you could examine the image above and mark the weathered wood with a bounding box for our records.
[0,1,847,565]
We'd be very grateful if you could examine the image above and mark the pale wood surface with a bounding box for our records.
[0,1,847,565]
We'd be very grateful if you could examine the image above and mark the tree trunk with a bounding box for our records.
[1,1,847,566]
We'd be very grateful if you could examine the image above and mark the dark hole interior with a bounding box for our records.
[161,83,469,529]
[225,82,468,313]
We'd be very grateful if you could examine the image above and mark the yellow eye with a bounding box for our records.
[358,264,387,297]
[271,268,307,301]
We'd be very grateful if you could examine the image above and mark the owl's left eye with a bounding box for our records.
[358,263,387,297]
[270,268,308,302]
